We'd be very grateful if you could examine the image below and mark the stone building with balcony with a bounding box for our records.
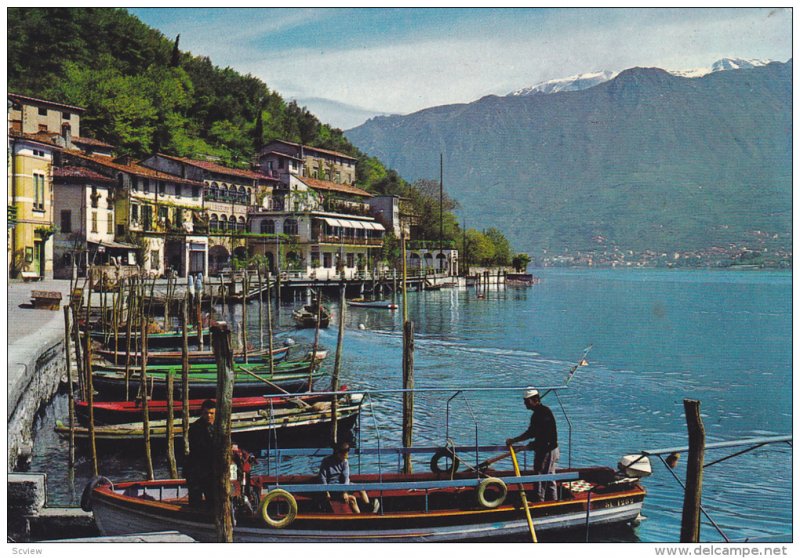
[62,152,208,277]
[248,175,385,279]
[140,154,279,274]
[52,166,138,279]
[257,140,357,186]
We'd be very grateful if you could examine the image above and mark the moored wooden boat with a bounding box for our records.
[91,355,322,376]
[347,298,398,309]
[292,304,331,328]
[85,449,647,542]
[73,390,353,424]
[91,363,323,399]
[59,394,362,447]
[84,327,211,348]
[95,345,290,365]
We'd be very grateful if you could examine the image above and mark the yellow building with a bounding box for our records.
[8,132,57,278]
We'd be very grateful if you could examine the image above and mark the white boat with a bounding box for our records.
[347,298,398,309]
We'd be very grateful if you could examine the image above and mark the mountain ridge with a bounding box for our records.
[346,60,791,260]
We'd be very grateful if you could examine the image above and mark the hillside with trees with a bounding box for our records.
[8,7,520,269]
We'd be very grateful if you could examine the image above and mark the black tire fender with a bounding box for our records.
[80,476,112,512]
[430,448,460,475]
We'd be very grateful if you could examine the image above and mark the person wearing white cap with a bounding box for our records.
[505,387,560,501]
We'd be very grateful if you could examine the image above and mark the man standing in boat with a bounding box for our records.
[185,399,216,508]
[506,388,560,501]
[319,440,379,514]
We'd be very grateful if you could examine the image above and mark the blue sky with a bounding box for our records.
[130,8,792,129]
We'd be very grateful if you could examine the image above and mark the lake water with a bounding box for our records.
[29,268,792,542]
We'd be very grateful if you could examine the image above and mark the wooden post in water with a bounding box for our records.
[402,319,415,474]
[166,366,178,479]
[308,289,322,391]
[70,302,85,403]
[196,278,204,350]
[112,277,120,365]
[242,271,248,363]
[257,266,264,351]
[63,306,75,467]
[210,324,234,543]
[123,277,135,401]
[680,399,705,543]
[85,273,98,477]
[181,294,191,456]
[220,273,226,318]
[140,307,155,481]
[330,284,346,443]
[266,276,275,377]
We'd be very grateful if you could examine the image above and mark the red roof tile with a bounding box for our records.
[72,136,115,149]
[154,154,265,181]
[8,130,62,149]
[53,166,115,183]
[298,176,372,198]
[263,140,357,161]
[66,152,204,186]
[8,92,85,112]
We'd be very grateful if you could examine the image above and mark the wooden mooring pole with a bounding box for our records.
[211,324,234,542]
[63,306,75,468]
[402,319,414,474]
[242,271,248,363]
[85,273,98,477]
[181,294,191,456]
[124,278,135,401]
[680,399,705,543]
[266,275,275,377]
[330,284,346,444]
[141,296,155,481]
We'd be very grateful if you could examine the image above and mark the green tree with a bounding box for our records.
[511,253,532,272]
[485,227,511,266]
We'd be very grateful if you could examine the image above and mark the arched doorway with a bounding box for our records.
[209,245,230,275]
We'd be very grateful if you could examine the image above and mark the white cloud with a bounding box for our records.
[147,8,791,127]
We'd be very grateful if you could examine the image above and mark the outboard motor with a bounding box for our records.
[231,445,259,517]
[617,454,652,478]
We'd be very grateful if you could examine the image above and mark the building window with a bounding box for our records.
[117,224,125,236]
[131,204,139,223]
[283,218,298,236]
[33,174,45,211]
[38,107,47,116]
[62,112,71,120]
[158,205,169,223]
[192,186,200,199]
[131,176,138,191]
[323,252,332,268]
[142,205,153,230]
[107,214,113,234]
[150,250,160,271]
[32,149,45,157]
[38,123,48,132]
[61,210,72,233]
[91,212,98,233]
[90,186,99,208]
[278,159,284,170]
[175,208,183,228]
[175,184,182,198]
[260,220,275,234]
[158,181,165,195]
[346,253,355,268]
[209,214,219,232]
[143,179,150,193]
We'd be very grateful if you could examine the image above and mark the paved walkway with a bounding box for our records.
[7,279,74,419]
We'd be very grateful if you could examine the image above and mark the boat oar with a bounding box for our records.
[234,365,311,409]
[508,444,538,543]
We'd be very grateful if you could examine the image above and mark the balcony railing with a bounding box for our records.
[209,222,248,233]
[204,190,250,205]
[317,234,383,246]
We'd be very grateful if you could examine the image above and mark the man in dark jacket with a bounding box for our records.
[506,388,560,501]
[186,399,216,508]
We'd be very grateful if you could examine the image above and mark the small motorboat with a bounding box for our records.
[60,393,363,448]
[347,298,398,310]
[292,303,331,328]
[84,446,648,542]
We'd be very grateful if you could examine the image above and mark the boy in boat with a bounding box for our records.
[319,440,379,514]
[185,399,216,508]
[505,388,560,501]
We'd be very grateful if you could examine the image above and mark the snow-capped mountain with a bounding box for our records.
[508,58,774,96]
[509,70,617,96]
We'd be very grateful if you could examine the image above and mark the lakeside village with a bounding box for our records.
[7,92,486,288]
[8,93,789,544]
